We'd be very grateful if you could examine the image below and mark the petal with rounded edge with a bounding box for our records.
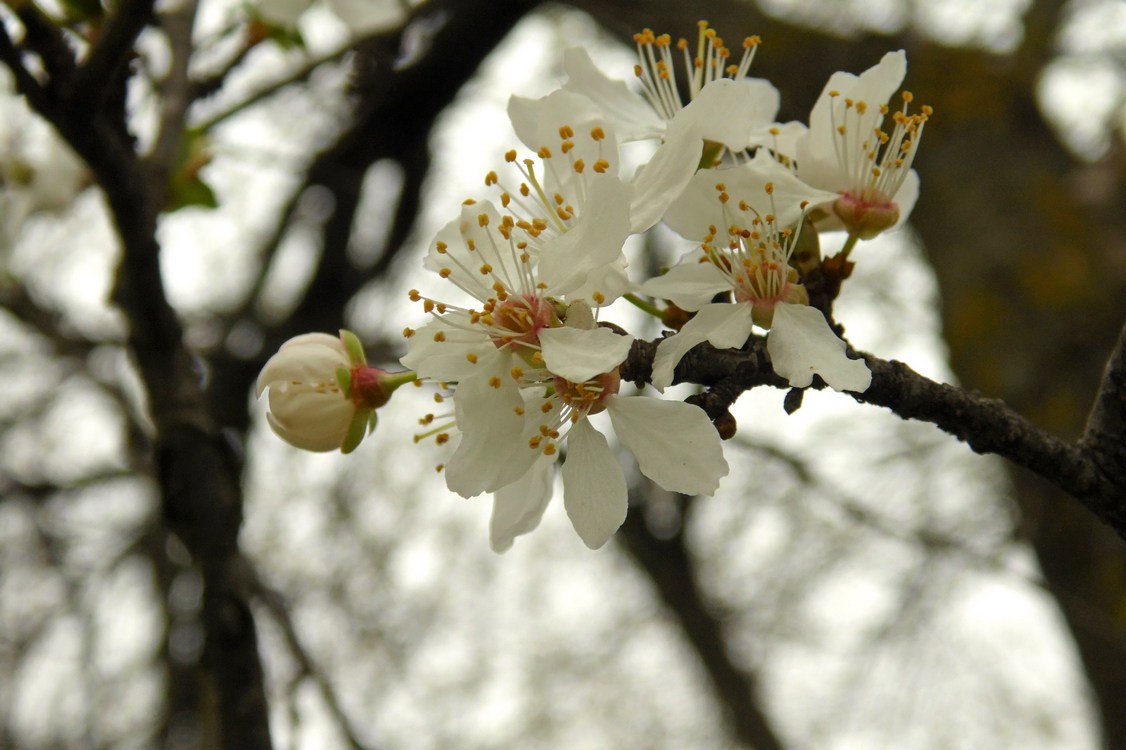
[489,455,556,553]
[663,150,838,241]
[608,396,728,495]
[399,315,496,382]
[768,302,871,392]
[540,326,633,383]
[640,261,729,312]
[444,366,536,497]
[650,303,756,391]
[561,47,665,141]
[561,418,627,549]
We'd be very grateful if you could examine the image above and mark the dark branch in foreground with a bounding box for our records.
[623,325,1126,538]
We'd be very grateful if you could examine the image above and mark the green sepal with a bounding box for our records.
[367,411,379,435]
[340,407,371,454]
[340,329,367,366]
[335,367,352,397]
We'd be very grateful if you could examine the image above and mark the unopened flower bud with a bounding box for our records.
[256,329,415,453]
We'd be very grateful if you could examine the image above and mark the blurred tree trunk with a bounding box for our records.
[569,0,1126,747]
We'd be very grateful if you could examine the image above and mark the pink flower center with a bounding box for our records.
[552,370,621,417]
[833,189,900,240]
[488,294,559,350]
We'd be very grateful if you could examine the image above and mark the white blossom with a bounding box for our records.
[642,166,872,393]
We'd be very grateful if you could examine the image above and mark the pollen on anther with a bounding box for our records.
[403,327,415,338]
[435,433,450,445]
[540,401,552,413]
[543,444,557,456]
[505,150,518,162]
[466,353,478,363]
[433,331,446,342]
[439,267,452,278]
[590,127,605,141]
[510,367,524,379]
[489,376,502,389]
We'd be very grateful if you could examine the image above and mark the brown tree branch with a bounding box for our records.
[70,0,156,114]
[1083,320,1126,495]
[0,16,274,750]
[622,328,1126,537]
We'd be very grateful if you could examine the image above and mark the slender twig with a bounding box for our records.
[250,574,378,750]
[622,326,1126,536]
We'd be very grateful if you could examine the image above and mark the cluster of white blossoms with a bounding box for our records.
[257,21,931,552]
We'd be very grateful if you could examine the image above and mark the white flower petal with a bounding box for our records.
[890,168,920,229]
[628,118,701,233]
[640,261,729,312]
[444,366,536,497]
[265,406,349,453]
[399,315,495,382]
[800,51,908,192]
[561,418,628,549]
[663,150,838,241]
[540,327,633,382]
[566,255,633,307]
[608,396,728,495]
[676,78,780,149]
[489,455,556,553]
[507,89,619,166]
[561,47,665,141]
[650,303,756,391]
[538,174,632,294]
[768,302,871,392]
[257,333,348,396]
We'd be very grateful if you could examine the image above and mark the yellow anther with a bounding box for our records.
[433,330,445,342]
[403,327,415,338]
[466,353,478,363]
[489,376,502,389]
